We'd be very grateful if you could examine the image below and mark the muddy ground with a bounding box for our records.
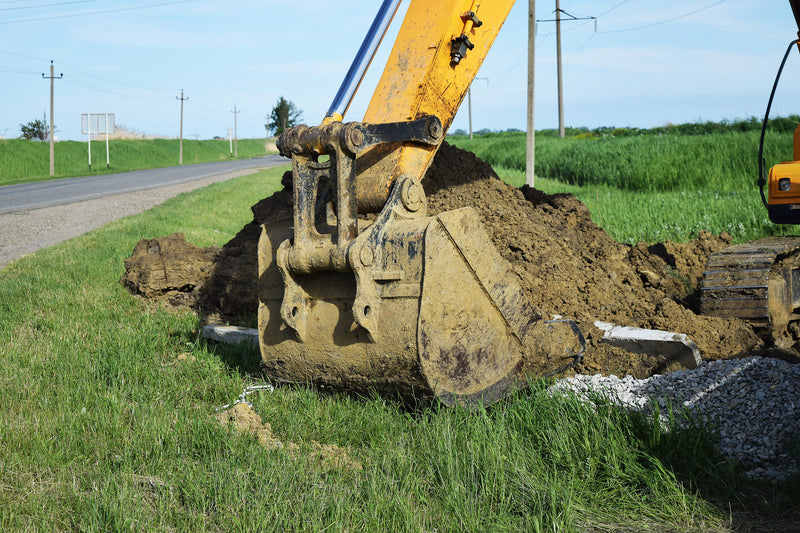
[122,142,766,379]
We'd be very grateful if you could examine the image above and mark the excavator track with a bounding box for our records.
[700,237,800,342]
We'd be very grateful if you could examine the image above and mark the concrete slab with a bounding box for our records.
[594,321,701,369]
[202,324,259,348]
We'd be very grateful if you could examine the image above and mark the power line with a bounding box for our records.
[504,0,728,86]
[61,77,169,102]
[0,0,200,25]
[58,60,171,97]
[0,47,48,61]
[596,0,630,18]
[0,48,177,103]
[599,0,728,33]
[189,98,229,114]
[0,64,39,74]
[536,16,593,38]
[0,0,98,12]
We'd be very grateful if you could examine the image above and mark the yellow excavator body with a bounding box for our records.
[701,0,800,346]
[257,0,583,405]
[765,126,800,216]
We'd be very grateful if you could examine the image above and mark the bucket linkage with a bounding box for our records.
[258,117,583,405]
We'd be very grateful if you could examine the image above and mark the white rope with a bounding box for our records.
[217,384,275,412]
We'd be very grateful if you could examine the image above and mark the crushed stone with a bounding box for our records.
[551,356,800,481]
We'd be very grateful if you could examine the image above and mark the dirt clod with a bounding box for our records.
[123,142,763,378]
[121,233,219,308]
[215,402,362,470]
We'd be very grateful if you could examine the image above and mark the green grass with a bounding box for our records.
[450,129,792,193]
[1,165,797,530]
[0,137,274,186]
[497,167,799,244]
[449,118,800,244]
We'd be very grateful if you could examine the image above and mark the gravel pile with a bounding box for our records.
[551,356,800,481]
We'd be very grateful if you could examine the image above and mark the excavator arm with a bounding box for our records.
[259,0,584,406]
[357,0,515,211]
[285,0,516,212]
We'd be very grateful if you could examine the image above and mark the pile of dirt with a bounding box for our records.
[122,141,763,378]
[121,234,220,308]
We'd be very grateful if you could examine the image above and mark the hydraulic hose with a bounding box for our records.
[758,38,799,208]
[324,0,402,123]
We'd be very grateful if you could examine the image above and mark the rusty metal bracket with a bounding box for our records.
[275,116,441,341]
[348,176,428,341]
[450,34,474,65]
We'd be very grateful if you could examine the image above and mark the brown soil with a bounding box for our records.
[215,402,362,470]
[121,234,220,308]
[122,141,764,379]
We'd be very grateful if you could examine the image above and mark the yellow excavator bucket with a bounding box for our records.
[257,1,583,405]
[258,197,540,404]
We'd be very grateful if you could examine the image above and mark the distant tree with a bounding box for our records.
[451,128,467,136]
[20,119,47,141]
[266,96,303,136]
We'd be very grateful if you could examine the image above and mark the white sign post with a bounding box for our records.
[81,113,115,171]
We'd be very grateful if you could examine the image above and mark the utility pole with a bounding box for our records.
[526,0,535,186]
[42,60,62,177]
[556,0,564,138]
[231,105,239,157]
[537,5,594,140]
[468,77,488,139]
[177,89,188,165]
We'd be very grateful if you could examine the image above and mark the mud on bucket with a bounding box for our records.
[258,184,579,406]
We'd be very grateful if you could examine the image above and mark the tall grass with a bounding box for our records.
[3,166,795,530]
[449,118,796,193]
[450,118,800,244]
[498,169,796,245]
[0,137,273,186]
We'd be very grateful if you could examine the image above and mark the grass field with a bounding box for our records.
[449,118,800,244]
[495,168,786,244]
[0,137,273,187]
[2,120,800,529]
[1,165,798,530]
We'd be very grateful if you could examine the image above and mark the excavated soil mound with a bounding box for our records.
[122,142,763,378]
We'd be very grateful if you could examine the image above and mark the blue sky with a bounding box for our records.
[1,0,799,141]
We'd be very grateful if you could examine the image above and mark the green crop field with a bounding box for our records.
[450,117,800,244]
[0,137,274,187]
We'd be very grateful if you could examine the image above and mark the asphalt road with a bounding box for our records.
[0,155,285,215]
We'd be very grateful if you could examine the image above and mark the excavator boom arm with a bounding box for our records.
[328,0,516,212]
[357,0,515,211]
